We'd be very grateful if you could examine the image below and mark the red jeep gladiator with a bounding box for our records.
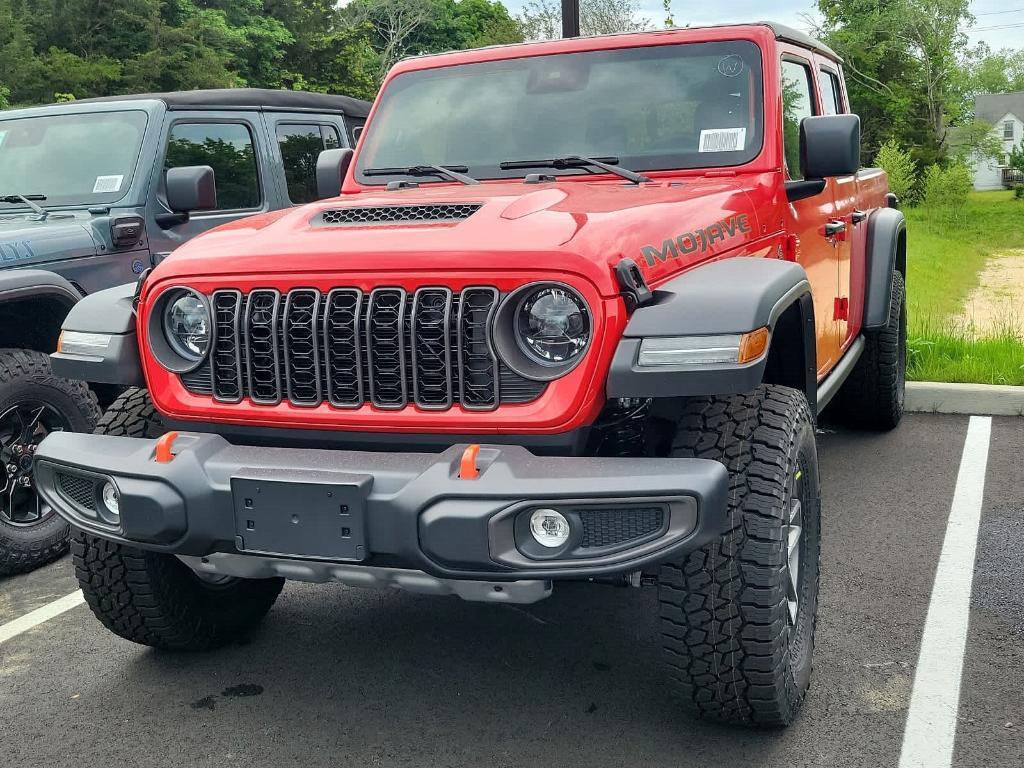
[37,22,906,727]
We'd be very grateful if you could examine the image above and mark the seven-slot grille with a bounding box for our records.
[185,286,545,411]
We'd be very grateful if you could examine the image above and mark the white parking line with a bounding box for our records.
[898,415,993,768]
[0,590,85,645]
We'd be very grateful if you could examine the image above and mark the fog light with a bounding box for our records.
[101,481,120,516]
[529,508,570,548]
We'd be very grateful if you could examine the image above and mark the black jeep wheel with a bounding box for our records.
[0,349,101,576]
[829,270,906,430]
[658,384,820,727]
[74,388,284,651]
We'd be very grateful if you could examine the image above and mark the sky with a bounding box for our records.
[504,0,1024,51]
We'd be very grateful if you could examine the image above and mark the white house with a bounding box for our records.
[971,91,1024,191]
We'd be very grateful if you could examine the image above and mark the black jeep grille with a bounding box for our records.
[578,506,665,549]
[57,472,96,512]
[181,286,546,411]
[317,204,482,225]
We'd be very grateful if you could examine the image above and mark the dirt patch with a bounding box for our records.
[960,250,1024,337]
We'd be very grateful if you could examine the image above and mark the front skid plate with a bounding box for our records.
[178,553,553,604]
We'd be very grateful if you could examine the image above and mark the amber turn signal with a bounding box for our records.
[738,327,770,364]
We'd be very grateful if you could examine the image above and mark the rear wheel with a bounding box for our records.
[73,388,284,650]
[0,349,101,576]
[657,384,821,726]
[829,270,906,430]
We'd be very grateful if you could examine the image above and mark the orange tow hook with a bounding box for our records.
[154,431,180,463]
[459,444,481,480]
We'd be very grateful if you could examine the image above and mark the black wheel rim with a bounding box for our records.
[0,401,70,526]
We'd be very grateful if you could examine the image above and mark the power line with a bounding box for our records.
[975,7,1024,15]
[971,21,1024,30]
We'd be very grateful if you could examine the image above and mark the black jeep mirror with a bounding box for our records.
[316,148,354,200]
[800,115,861,179]
[165,165,217,213]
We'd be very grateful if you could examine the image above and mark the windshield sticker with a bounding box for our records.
[92,175,124,194]
[717,55,745,78]
[699,128,747,153]
[640,214,752,268]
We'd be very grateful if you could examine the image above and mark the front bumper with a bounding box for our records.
[34,432,728,586]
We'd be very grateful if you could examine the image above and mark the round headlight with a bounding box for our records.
[163,291,210,361]
[515,286,590,365]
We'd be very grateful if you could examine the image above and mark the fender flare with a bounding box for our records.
[863,208,906,330]
[50,282,144,386]
[0,269,83,307]
[607,257,816,403]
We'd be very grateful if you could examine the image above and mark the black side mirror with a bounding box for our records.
[800,115,861,179]
[316,148,353,200]
[166,165,217,213]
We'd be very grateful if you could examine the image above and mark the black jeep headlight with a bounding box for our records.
[163,291,211,360]
[515,286,590,365]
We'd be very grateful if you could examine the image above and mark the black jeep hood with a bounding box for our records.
[0,212,99,269]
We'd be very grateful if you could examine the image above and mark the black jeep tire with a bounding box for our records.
[658,384,821,727]
[829,270,906,430]
[0,348,101,576]
[73,388,284,650]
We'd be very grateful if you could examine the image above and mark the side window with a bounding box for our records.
[277,123,341,204]
[165,122,260,211]
[781,59,818,180]
[819,69,843,116]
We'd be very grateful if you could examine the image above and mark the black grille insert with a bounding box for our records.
[189,286,542,411]
[57,472,96,512]
[318,204,482,225]
[578,507,665,549]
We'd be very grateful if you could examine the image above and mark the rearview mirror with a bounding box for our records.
[165,166,217,213]
[316,148,354,200]
[800,115,861,179]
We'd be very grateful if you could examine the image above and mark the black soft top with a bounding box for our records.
[74,88,371,119]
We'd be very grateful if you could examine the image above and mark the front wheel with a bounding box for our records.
[0,349,101,576]
[73,388,284,650]
[658,384,821,727]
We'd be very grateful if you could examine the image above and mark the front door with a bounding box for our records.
[146,112,276,263]
[780,53,843,375]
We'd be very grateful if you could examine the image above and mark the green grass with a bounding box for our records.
[904,190,1024,385]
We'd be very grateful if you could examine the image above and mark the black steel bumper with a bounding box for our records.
[34,432,729,581]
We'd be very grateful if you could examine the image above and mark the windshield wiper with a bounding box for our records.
[0,194,48,216]
[363,164,480,186]
[499,156,651,185]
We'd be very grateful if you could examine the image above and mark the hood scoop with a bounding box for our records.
[315,203,482,226]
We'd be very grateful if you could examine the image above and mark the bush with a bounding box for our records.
[1014,185,1024,200]
[875,140,919,204]
[921,162,972,214]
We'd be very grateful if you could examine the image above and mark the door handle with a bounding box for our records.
[851,210,868,224]
[824,220,847,239]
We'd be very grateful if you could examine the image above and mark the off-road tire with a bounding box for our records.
[0,349,101,576]
[829,271,906,430]
[73,388,284,650]
[658,384,821,727]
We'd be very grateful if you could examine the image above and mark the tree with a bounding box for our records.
[964,43,1024,96]
[815,0,974,165]
[1009,141,1024,175]
[875,139,919,203]
[519,0,650,41]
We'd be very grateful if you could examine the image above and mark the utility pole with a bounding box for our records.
[561,0,580,37]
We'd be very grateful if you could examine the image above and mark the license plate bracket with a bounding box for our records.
[231,472,371,561]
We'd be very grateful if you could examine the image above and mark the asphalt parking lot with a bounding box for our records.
[1,413,1022,768]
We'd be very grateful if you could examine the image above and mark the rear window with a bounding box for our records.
[276,123,341,204]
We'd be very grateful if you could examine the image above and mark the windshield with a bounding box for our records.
[356,40,764,185]
[0,110,148,208]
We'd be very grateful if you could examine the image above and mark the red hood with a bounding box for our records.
[153,177,762,297]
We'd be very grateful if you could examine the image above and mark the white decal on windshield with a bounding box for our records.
[699,128,746,152]
[92,175,124,194]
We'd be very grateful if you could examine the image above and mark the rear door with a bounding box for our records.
[147,111,275,260]
[264,114,347,206]
[779,50,844,375]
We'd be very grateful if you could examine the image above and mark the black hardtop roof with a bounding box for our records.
[73,88,371,118]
